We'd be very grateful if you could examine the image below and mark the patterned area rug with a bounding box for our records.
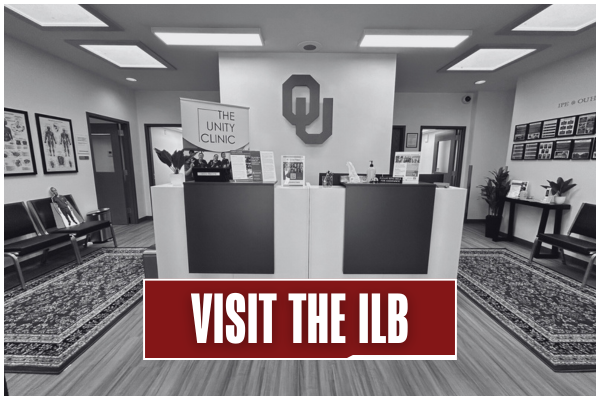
[458,248,596,372]
[4,247,145,374]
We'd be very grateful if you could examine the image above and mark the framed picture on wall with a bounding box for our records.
[592,138,596,160]
[540,119,558,139]
[35,113,78,174]
[537,141,554,160]
[526,121,541,140]
[575,113,596,136]
[4,108,37,176]
[523,142,539,160]
[552,139,573,160]
[571,138,593,160]
[511,143,525,160]
[557,116,576,136]
[405,132,419,149]
[513,124,527,142]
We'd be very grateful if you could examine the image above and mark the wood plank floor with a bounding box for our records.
[5,221,596,395]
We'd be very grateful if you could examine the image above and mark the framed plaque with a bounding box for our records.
[513,124,527,142]
[537,141,554,160]
[575,113,596,136]
[523,142,539,160]
[557,116,576,137]
[540,119,558,139]
[553,139,573,160]
[526,121,541,140]
[511,143,525,160]
[572,138,593,160]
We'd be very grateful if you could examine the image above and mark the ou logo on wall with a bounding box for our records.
[282,75,333,144]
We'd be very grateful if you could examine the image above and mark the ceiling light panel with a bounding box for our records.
[513,4,596,32]
[80,45,167,68]
[448,48,536,71]
[5,4,107,27]
[360,29,471,48]
[153,28,263,46]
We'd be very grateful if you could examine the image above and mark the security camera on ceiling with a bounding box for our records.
[462,95,472,104]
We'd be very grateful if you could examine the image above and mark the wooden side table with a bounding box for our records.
[493,197,571,259]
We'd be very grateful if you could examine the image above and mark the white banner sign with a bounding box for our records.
[180,98,250,152]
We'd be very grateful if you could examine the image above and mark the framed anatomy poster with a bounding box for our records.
[4,108,37,176]
[35,113,78,174]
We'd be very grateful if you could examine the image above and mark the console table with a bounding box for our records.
[494,197,571,259]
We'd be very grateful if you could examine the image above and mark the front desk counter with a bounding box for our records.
[151,183,467,280]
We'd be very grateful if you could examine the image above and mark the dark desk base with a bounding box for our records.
[343,184,436,274]
[184,182,275,274]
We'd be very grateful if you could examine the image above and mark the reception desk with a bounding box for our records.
[151,183,467,280]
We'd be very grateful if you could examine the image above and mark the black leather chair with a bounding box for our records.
[4,202,80,289]
[529,203,596,287]
[27,195,117,262]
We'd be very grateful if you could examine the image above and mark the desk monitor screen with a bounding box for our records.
[192,167,230,182]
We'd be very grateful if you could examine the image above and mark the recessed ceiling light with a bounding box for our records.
[513,4,596,32]
[152,28,263,46]
[79,44,167,68]
[4,4,107,27]
[447,48,537,71]
[126,77,137,82]
[360,29,471,48]
[475,80,486,85]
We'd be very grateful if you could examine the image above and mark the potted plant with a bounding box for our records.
[546,177,576,205]
[154,148,187,186]
[477,167,510,238]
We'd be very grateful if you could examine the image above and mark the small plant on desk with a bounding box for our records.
[546,177,576,205]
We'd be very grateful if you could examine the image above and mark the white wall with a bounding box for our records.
[219,53,397,184]
[150,127,183,186]
[468,91,515,219]
[135,90,220,216]
[505,47,596,248]
[4,36,138,217]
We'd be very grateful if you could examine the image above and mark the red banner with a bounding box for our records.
[144,280,456,359]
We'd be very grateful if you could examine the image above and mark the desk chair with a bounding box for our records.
[529,203,596,287]
[4,202,79,289]
[27,196,117,264]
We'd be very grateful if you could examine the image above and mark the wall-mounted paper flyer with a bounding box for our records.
[392,152,421,184]
[281,155,305,186]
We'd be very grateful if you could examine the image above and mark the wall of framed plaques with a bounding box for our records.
[511,112,596,161]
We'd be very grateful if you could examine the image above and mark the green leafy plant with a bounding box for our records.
[154,148,187,174]
[547,177,576,196]
[477,167,510,216]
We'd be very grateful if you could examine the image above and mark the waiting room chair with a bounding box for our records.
[529,203,596,287]
[27,195,117,261]
[4,202,81,289]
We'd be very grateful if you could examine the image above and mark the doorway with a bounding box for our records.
[86,113,138,225]
[419,126,466,187]
[144,124,183,187]
[389,125,406,174]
